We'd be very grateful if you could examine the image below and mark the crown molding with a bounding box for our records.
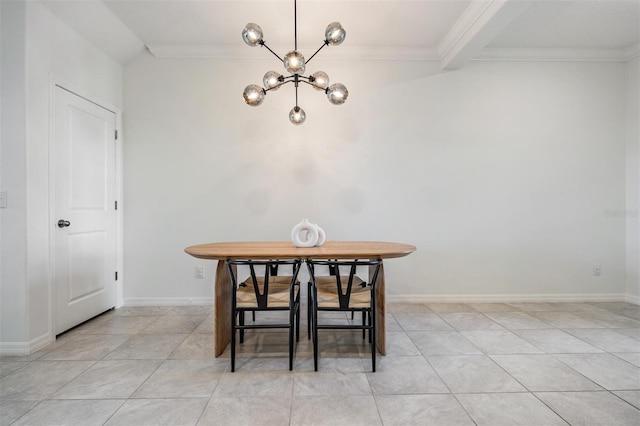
[147,43,638,64]
[475,47,635,62]
[146,44,441,61]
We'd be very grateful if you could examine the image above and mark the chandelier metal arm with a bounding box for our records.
[264,79,294,93]
[259,40,284,63]
[298,79,325,92]
[305,41,329,65]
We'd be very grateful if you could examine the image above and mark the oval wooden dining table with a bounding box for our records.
[184,241,416,357]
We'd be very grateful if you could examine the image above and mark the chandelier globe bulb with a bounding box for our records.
[325,22,346,46]
[283,51,306,74]
[243,84,265,106]
[289,106,306,125]
[242,23,263,46]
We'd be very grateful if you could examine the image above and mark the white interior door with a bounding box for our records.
[53,86,117,334]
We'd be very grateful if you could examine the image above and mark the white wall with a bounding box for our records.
[1,0,29,343]
[0,1,123,353]
[626,56,640,302]
[123,52,627,303]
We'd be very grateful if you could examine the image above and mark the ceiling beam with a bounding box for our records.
[438,0,532,70]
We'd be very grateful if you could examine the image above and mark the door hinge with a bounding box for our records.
[115,271,118,281]
[115,130,118,140]
[115,201,118,210]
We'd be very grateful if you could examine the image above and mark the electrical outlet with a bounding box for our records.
[593,264,602,276]
[195,266,205,279]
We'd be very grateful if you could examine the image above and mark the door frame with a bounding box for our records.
[48,77,124,337]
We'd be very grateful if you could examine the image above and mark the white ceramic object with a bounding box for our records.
[291,218,326,247]
[315,224,326,246]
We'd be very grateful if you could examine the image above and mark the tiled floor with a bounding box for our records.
[1,301,639,425]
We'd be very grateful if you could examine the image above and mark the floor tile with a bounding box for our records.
[490,354,602,391]
[363,331,421,356]
[427,355,525,393]
[384,313,403,331]
[456,392,568,425]
[105,334,187,360]
[617,328,640,341]
[460,329,544,354]
[0,361,27,379]
[132,359,227,398]
[427,303,478,313]
[294,371,371,395]
[530,311,606,328]
[112,306,170,316]
[514,329,604,353]
[295,356,365,373]
[387,302,433,313]
[467,303,520,312]
[393,312,454,331]
[564,329,640,352]
[165,305,213,316]
[375,394,473,425]
[213,372,294,397]
[193,314,215,334]
[613,390,640,409]
[574,311,640,329]
[613,352,640,367]
[12,399,124,426]
[0,400,39,426]
[139,315,206,334]
[0,361,94,400]
[485,312,551,329]
[409,331,482,355]
[367,355,449,394]
[85,316,159,334]
[105,398,208,426]
[290,394,382,425]
[40,334,130,360]
[535,391,640,425]
[198,396,291,426]
[439,313,503,330]
[553,353,640,390]
[169,333,215,359]
[52,359,161,399]
[508,302,559,312]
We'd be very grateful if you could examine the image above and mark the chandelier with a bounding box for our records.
[241,0,348,125]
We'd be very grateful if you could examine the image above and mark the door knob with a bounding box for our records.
[57,220,71,228]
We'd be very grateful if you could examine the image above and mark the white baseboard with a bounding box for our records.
[625,294,640,305]
[123,297,214,306]
[0,332,53,356]
[386,293,629,304]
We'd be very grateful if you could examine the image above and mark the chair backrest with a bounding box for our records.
[227,259,302,309]
[307,259,382,309]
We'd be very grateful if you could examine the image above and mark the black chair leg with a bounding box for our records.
[289,305,295,371]
[307,282,312,340]
[239,311,245,343]
[362,310,366,340]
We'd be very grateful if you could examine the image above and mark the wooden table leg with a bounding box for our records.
[214,260,233,357]
[372,261,386,355]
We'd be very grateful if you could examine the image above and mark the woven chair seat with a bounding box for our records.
[314,276,370,308]
[236,276,299,308]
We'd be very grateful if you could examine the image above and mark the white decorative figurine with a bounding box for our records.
[291,218,326,247]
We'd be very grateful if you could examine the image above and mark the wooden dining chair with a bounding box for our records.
[227,259,302,372]
[306,259,382,372]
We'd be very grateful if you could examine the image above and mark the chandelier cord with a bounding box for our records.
[294,0,298,51]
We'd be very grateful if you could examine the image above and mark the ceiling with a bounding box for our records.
[41,0,639,66]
